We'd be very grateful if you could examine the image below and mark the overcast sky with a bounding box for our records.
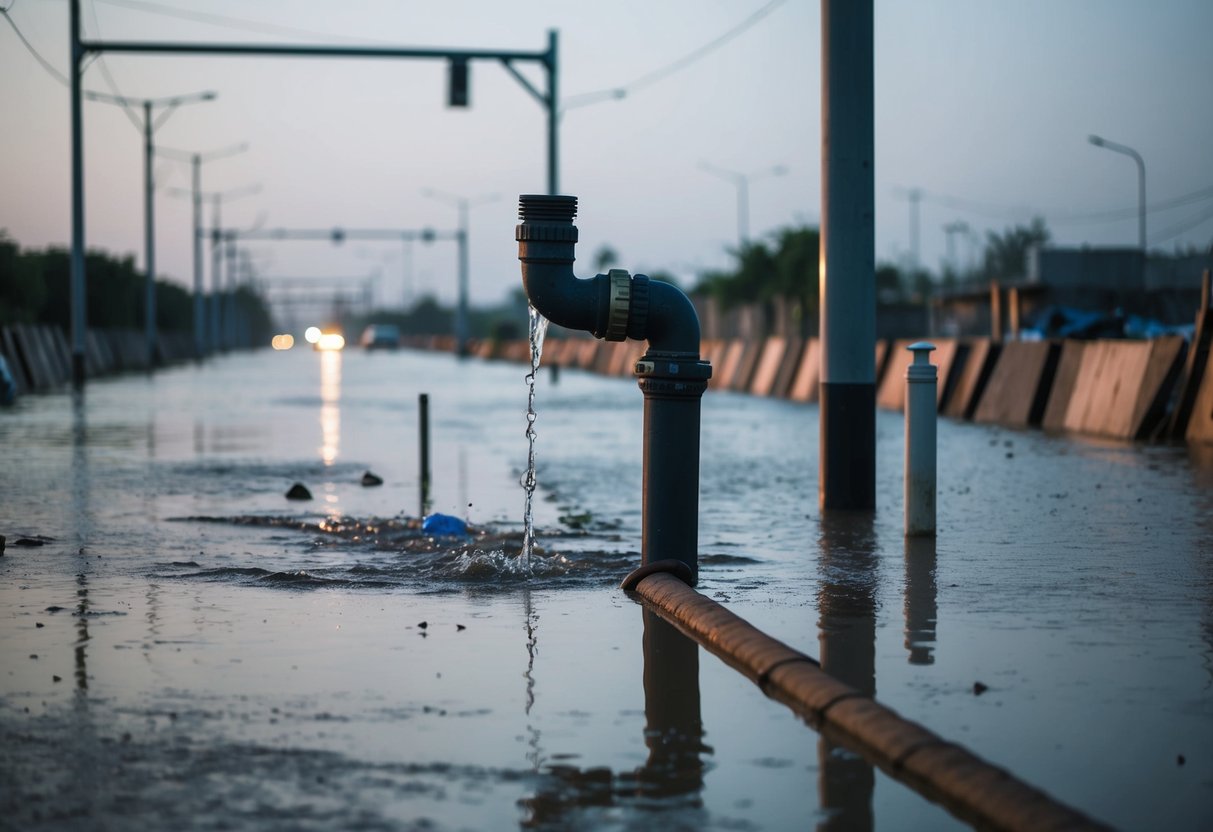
[2,0,1212,320]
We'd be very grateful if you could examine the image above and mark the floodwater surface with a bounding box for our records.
[1,347,1211,830]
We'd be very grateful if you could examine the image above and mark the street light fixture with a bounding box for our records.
[1088,134,1146,252]
[698,161,788,249]
[158,142,248,358]
[83,88,217,367]
[421,188,500,357]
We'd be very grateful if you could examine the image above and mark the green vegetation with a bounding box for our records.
[0,230,272,340]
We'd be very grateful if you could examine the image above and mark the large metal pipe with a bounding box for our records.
[516,194,710,581]
[819,0,876,510]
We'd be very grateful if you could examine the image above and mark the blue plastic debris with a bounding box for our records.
[422,513,468,536]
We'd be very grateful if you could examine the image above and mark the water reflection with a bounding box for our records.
[519,606,710,827]
[816,513,878,832]
[635,607,709,800]
[319,350,342,466]
[904,537,938,665]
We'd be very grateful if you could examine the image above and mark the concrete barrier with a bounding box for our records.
[1041,341,1086,432]
[727,339,764,392]
[712,340,747,390]
[876,339,917,411]
[943,339,1000,420]
[788,338,821,402]
[973,341,1060,427]
[1063,337,1186,440]
[749,337,793,397]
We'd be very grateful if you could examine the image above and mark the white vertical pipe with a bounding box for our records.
[905,342,937,537]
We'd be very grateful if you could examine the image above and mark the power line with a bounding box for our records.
[87,0,142,129]
[94,0,393,45]
[1150,202,1213,247]
[1,8,70,86]
[562,0,789,111]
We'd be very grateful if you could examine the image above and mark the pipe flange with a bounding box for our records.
[515,223,579,243]
[604,269,631,342]
[627,274,650,341]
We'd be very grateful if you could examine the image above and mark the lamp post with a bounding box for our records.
[158,143,248,358]
[83,89,217,367]
[422,188,500,357]
[1088,134,1146,252]
[698,161,788,249]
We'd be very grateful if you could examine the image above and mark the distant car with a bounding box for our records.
[360,324,400,350]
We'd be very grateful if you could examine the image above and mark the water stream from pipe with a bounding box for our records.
[521,304,550,568]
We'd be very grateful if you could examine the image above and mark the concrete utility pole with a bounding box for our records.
[84,89,217,368]
[819,0,875,511]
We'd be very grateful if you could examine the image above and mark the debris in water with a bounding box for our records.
[286,483,312,500]
[360,471,384,487]
[35,622,43,629]
[418,621,428,630]
[52,675,61,683]
[456,624,466,631]
[0,534,5,555]
[973,681,989,695]
[422,513,468,536]
[1177,754,1185,766]
[14,537,51,547]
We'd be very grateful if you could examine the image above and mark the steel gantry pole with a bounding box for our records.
[69,0,86,388]
[819,0,876,511]
[70,29,558,386]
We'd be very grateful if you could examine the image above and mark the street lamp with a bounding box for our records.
[1088,134,1146,252]
[421,188,500,357]
[698,161,788,249]
[84,89,217,367]
[159,142,248,358]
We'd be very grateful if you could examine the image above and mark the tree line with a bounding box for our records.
[0,230,272,338]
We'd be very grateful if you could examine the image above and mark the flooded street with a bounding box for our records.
[2,347,1211,830]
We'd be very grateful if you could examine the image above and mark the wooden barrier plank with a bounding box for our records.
[712,340,746,390]
[14,324,53,389]
[749,337,790,397]
[727,339,765,391]
[943,339,999,420]
[770,336,804,399]
[0,327,31,393]
[1185,350,1213,444]
[788,339,820,402]
[876,339,917,411]
[972,341,1059,427]
[931,338,962,409]
[1064,338,1185,440]
[1041,341,1086,432]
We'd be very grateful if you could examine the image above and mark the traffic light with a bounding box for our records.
[448,58,469,108]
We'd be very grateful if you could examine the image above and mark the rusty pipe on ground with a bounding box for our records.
[516,195,711,582]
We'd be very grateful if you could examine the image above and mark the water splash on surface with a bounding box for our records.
[522,305,550,569]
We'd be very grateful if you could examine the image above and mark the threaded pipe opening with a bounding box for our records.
[518,194,577,224]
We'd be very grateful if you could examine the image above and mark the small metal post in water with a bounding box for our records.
[904,342,937,537]
[418,393,431,518]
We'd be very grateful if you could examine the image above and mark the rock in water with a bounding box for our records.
[286,483,313,500]
[361,471,384,487]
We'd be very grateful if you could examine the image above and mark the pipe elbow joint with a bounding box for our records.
[516,194,701,355]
